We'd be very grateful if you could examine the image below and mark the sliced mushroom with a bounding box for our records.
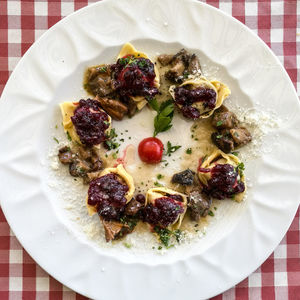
[58,146,73,164]
[83,171,103,184]
[188,189,212,221]
[172,169,195,186]
[230,127,252,146]
[157,54,174,66]
[212,106,239,129]
[211,131,235,153]
[125,199,143,216]
[100,218,129,242]
[85,65,113,97]
[69,159,91,177]
[96,96,128,120]
[127,98,137,118]
[188,54,201,75]
[165,49,190,82]
[78,146,93,160]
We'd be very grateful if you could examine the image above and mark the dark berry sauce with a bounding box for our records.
[143,197,184,228]
[200,163,245,199]
[111,55,159,100]
[174,86,217,119]
[88,173,129,220]
[71,99,109,146]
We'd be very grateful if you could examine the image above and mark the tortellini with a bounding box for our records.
[86,164,135,216]
[59,101,111,145]
[117,43,160,110]
[198,149,246,202]
[146,187,187,229]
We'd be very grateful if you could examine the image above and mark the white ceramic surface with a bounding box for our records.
[0,0,300,299]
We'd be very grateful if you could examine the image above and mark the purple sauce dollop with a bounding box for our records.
[88,173,129,220]
[143,197,184,228]
[200,163,245,200]
[71,99,109,146]
[174,86,217,119]
[111,55,159,100]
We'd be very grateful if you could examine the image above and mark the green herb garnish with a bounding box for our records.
[154,181,163,187]
[105,128,120,150]
[124,243,132,249]
[157,174,164,180]
[236,162,245,177]
[154,227,183,248]
[148,98,174,136]
[186,148,192,154]
[53,137,59,144]
[216,120,223,127]
[232,151,239,156]
[66,131,72,141]
[208,210,214,217]
[165,141,181,156]
[99,66,107,72]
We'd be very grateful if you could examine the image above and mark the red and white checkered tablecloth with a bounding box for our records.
[0,0,299,299]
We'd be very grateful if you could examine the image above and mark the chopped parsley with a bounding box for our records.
[157,174,164,180]
[98,66,107,72]
[55,124,58,129]
[216,120,223,127]
[105,128,120,150]
[66,131,72,141]
[154,227,183,248]
[154,181,163,187]
[236,162,245,177]
[216,134,222,139]
[165,141,181,156]
[186,148,192,154]
[53,137,59,144]
[208,210,214,217]
[148,98,174,136]
[123,243,132,249]
[232,151,239,156]
[112,152,117,159]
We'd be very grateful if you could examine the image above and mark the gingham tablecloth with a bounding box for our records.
[0,0,299,299]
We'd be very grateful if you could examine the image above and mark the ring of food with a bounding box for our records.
[56,43,253,247]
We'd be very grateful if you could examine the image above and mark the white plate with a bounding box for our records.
[0,0,300,299]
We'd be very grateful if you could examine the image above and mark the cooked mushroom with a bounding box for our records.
[230,127,252,146]
[85,65,113,97]
[127,99,137,118]
[172,169,195,186]
[211,131,235,153]
[211,105,252,152]
[96,96,128,120]
[125,199,143,216]
[157,54,174,66]
[100,218,129,242]
[165,49,190,82]
[58,146,73,164]
[188,189,212,221]
[212,105,239,129]
[188,54,201,75]
[83,171,103,184]
[69,159,91,177]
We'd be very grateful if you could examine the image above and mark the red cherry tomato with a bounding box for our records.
[138,137,164,164]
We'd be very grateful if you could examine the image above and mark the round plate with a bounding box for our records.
[0,0,299,299]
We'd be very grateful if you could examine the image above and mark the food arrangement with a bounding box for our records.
[56,43,252,248]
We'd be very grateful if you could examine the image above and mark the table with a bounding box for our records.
[0,0,299,299]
